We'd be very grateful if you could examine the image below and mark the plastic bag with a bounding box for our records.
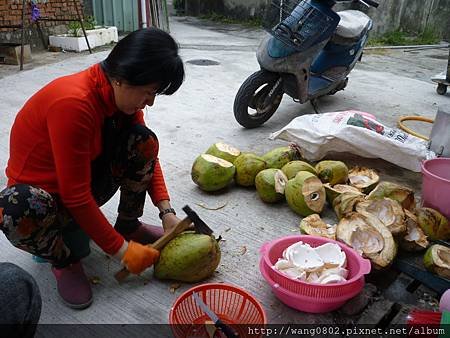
[270,110,436,172]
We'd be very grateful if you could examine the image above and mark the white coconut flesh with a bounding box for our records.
[314,243,347,268]
[274,170,288,194]
[201,154,234,167]
[302,176,326,212]
[285,242,323,271]
[300,214,336,239]
[356,199,405,235]
[404,210,428,247]
[275,241,348,284]
[215,142,240,157]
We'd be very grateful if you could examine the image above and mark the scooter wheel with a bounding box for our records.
[233,70,283,128]
[436,83,447,95]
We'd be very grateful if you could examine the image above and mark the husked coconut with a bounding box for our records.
[416,207,450,241]
[314,243,346,269]
[356,198,406,236]
[348,167,380,193]
[205,142,241,164]
[368,182,416,211]
[324,184,363,204]
[191,154,235,192]
[400,210,429,252]
[261,144,301,169]
[255,169,288,203]
[337,212,396,269]
[318,274,347,285]
[319,267,349,280]
[281,160,317,179]
[423,244,450,279]
[299,214,336,240]
[274,259,294,270]
[281,267,307,280]
[285,171,326,217]
[315,160,349,185]
[333,192,365,219]
[234,153,266,187]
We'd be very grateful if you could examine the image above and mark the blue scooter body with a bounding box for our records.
[258,0,372,102]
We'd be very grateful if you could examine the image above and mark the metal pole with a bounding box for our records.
[20,0,26,70]
[74,0,92,54]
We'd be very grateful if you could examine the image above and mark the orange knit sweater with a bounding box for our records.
[6,64,169,255]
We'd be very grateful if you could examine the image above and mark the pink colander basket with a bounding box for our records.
[259,235,371,313]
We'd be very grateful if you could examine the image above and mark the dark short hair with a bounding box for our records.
[101,27,184,95]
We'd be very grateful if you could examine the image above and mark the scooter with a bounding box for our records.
[233,0,379,128]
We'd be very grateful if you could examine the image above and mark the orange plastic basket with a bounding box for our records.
[169,283,267,338]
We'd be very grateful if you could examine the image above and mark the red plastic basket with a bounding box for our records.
[259,235,371,313]
[169,283,267,338]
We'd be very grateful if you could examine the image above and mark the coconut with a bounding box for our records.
[205,142,241,164]
[333,192,365,220]
[285,242,323,272]
[191,154,236,192]
[314,243,346,269]
[423,244,450,279]
[255,169,288,203]
[299,214,336,240]
[367,182,416,211]
[261,144,301,169]
[416,207,450,241]
[285,171,326,217]
[154,232,221,282]
[281,160,317,179]
[234,153,266,187]
[348,167,380,193]
[399,210,429,252]
[336,212,397,269]
[356,198,406,236]
[324,184,363,204]
[315,160,349,185]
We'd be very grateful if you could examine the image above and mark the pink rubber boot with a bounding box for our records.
[51,261,93,309]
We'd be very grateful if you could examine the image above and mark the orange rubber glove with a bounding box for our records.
[121,240,160,275]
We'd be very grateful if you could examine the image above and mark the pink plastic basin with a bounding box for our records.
[259,235,371,313]
[421,158,450,220]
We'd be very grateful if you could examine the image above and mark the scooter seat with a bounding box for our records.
[335,10,371,40]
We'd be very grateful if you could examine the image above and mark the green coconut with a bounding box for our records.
[416,207,450,241]
[255,169,288,203]
[423,244,450,279]
[281,160,317,180]
[234,153,266,187]
[324,184,363,205]
[348,167,380,193]
[191,154,235,192]
[336,212,397,270]
[285,171,326,217]
[261,145,301,169]
[154,232,221,283]
[299,214,336,240]
[205,142,241,164]
[399,210,429,252]
[367,182,416,211]
[315,160,349,185]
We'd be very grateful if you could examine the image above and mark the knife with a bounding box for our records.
[192,292,240,338]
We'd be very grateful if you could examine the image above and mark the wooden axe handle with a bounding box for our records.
[114,217,193,283]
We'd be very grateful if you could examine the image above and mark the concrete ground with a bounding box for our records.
[0,14,449,330]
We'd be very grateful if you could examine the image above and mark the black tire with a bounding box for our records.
[437,83,447,95]
[233,70,283,128]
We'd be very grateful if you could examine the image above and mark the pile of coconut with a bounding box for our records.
[274,241,348,284]
[191,142,450,279]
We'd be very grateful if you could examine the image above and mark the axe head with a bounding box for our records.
[182,205,213,236]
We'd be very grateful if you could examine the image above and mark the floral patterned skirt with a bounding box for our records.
[0,122,159,267]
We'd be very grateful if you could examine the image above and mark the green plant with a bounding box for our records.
[367,27,440,46]
[67,16,97,37]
